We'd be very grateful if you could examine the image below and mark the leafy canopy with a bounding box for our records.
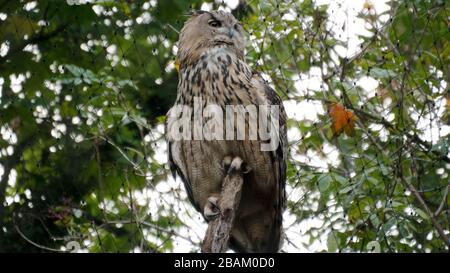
[0,0,449,252]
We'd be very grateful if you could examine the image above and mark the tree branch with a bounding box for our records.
[0,22,69,64]
[434,183,449,217]
[13,214,65,253]
[201,156,246,253]
[349,104,450,164]
[400,177,450,249]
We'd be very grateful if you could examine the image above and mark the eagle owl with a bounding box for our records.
[166,10,287,253]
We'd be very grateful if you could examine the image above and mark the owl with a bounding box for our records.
[166,10,287,253]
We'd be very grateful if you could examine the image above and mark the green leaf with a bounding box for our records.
[318,174,332,192]
[431,139,449,156]
[370,67,396,78]
[327,232,339,253]
[333,174,348,185]
[366,241,381,253]
[415,208,429,220]
[367,177,379,186]
[370,214,380,227]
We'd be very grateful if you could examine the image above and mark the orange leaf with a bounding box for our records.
[329,103,357,137]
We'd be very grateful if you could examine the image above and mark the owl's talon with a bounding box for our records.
[228,157,242,174]
[222,156,233,173]
[223,156,251,175]
[204,196,220,221]
[228,156,251,175]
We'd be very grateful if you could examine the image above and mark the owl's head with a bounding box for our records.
[177,10,246,68]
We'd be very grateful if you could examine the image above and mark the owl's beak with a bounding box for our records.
[227,28,234,39]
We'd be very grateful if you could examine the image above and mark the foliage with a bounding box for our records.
[328,103,357,137]
[0,0,449,253]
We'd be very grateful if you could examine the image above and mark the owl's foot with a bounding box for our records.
[221,156,233,174]
[222,156,251,175]
[204,195,220,221]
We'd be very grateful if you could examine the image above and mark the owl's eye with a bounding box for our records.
[208,20,221,28]
[234,23,241,31]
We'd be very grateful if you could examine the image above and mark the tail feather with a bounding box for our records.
[228,220,282,253]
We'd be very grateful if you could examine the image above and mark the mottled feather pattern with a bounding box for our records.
[166,11,287,253]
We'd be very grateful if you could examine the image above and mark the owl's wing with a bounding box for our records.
[165,113,201,212]
[261,82,288,213]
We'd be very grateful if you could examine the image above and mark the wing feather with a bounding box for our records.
[262,82,288,234]
[166,117,201,212]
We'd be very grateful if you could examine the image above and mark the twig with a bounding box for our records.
[166,23,180,34]
[339,35,377,82]
[434,183,449,217]
[355,119,385,154]
[0,22,69,64]
[399,177,450,248]
[104,219,198,246]
[13,216,65,253]
[201,157,246,253]
[98,136,145,174]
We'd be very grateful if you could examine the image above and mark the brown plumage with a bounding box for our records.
[166,10,287,253]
